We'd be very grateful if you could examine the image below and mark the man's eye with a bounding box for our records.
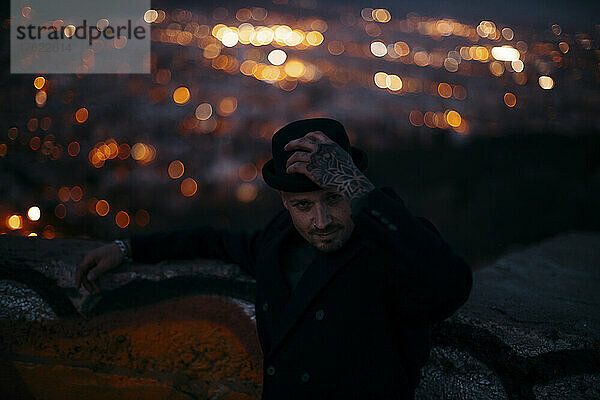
[326,194,343,203]
[295,202,311,210]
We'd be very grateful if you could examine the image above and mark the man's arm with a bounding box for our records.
[356,187,473,322]
[129,227,261,274]
[76,227,262,294]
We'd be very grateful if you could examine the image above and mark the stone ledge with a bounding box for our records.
[1,231,600,399]
[0,235,254,317]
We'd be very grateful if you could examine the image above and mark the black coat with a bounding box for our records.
[130,187,473,399]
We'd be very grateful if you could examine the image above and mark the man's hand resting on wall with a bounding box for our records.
[76,242,124,293]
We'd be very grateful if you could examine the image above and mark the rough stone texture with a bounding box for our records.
[533,374,600,400]
[434,231,600,400]
[1,232,599,399]
[0,235,254,316]
[0,280,57,321]
[1,295,262,400]
[12,362,195,400]
[416,346,508,400]
[462,232,600,355]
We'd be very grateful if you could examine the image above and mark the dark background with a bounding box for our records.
[2,0,599,268]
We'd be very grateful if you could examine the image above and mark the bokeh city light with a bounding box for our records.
[2,1,598,241]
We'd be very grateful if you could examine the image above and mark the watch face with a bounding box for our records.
[114,240,130,258]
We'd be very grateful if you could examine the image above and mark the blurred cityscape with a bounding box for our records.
[1,0,599,265]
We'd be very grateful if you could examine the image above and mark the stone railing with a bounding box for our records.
[1,232,599,399]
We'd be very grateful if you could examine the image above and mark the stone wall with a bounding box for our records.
[1,232,599,399]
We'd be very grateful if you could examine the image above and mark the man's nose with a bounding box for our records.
[313,204,332,229]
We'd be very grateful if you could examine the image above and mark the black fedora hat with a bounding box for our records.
[262,118,368,192]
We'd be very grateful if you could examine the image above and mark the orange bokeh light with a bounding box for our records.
[239,163,258,182]
[75,107,89,123]
[6,215,23,230]
[118,143,131,159]
[173,87,191,104]
[180,177,198,197]
[135,209,150,227]
[437,83,452,98]
[42,225,56,239]
[70,186,83,202]
[30,136,41,150]
[40,117,51,131]
[424,112,436,128]
[409,110,424,126]
[218,97,238,116]
[453,85,467,100]
[96,200,110,216]
[445,110,462,128]
[115,211,130,228]
[34,76,45,89]
[68,141,80,156]
[57,186,70,202]
[55,204,66,219]
[168,160,185,179]
[27,118,38,132]
[236,183,258,202]
[504,92,517,107]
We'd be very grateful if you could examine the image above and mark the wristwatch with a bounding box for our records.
[114,239,132,263]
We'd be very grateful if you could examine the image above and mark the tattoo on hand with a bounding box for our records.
[306,143,374,200]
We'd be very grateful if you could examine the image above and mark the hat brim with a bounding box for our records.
[262,147,368,192]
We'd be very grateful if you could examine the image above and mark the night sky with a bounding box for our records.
[346,0,598,30]
[163,0,599,31]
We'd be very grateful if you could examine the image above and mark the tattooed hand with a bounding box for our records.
[284,131,375,200]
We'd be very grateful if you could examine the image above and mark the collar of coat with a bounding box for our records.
[260,211,366,360]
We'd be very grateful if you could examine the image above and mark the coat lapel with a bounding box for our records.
[265,229,364,360]
[260,224,293,317]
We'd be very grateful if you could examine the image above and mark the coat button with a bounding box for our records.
[370,209,381,217]
[262,302,269,312]
[301,372,310,382]
[380,217,389,224]
[315,309,325,320]
[388,224,398,231]
[266,365,276,376]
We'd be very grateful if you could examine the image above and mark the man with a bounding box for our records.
[77,118,472,399]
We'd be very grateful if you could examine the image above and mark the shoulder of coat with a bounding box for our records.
[259,209,292,242]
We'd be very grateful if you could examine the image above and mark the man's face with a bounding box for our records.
[280,190,354,252]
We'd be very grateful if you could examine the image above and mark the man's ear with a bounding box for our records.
[279,190,289,210]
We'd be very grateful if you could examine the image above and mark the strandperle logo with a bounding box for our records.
[11,0,151,74]
[15,19,147,46]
